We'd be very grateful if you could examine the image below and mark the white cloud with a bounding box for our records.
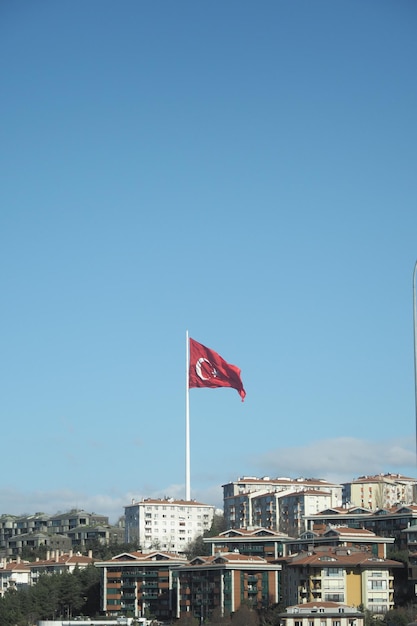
[252,436,416,484]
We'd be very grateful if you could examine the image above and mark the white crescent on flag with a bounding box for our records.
[195,357,218,380]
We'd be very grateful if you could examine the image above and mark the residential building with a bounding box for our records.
[0,558,31,597]
[286,526,394,559]
[176,552,282,619]
[204,526,393,562]
[279,601,364,626]
[223,477,342,531]
[0,550,95,596]
[29,550,95,585]
[281,546,402,615]
[274,489,334,535]
[342,474,417,509]
[5,531,71,557]
[0,509,122,556]
[124,498,215,553]
[38,617,140,626]
[304,504,417,553]
[48,509,109,534]
[204,527,288,560]
[67,523,124,548]
[95,550,187,621]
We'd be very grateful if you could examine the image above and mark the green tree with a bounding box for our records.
[258,602,285,626]
[231,604,259,626]
[31,573,60,620]
[76,564,101,616]
[185,513,227,559]
[382,607,417,626]
[58,571,83,618]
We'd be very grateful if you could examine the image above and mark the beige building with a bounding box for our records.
[282,546,401,615]
[0,559,30,597]
[342,473,417,510]
[223,477,342,531]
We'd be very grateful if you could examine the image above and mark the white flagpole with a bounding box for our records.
[413,263,417,466]
[185,330,191,501]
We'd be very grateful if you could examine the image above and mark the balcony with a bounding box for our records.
[142,581,159,589]
[142,571,158,578]
[122,581,136,589]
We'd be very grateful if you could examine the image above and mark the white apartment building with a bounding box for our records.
[223,477,342,531]
[124,498,215,553]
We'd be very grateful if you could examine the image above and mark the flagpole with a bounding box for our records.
[185,330,191,501]
[413,262,417,466]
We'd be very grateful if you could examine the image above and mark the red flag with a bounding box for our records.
[189,338,246,401]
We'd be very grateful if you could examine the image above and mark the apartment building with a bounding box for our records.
[286,526,394,559]
[6,531,71,556]
[176,552,282,619]
[281,547,401,614]
[223,477,342,532]
[204,526,393,562]
[0,550,95,596]
[304,504,417,553]
[95,550,187,621]
[124,498,215,553]
[0,509,122,556]
[29,550,95,584]
[0,558,31,597]
[204,527,288,560]
[342,474,417,509]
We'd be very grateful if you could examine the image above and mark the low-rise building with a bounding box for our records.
[204,527,288,560]
[0,558,31,597]
[5,531,71,557]
[0,550,95,596]
[0,509,122,556]
[304,504,417,553]
[29,550,95,584]
[279,601,364,626]
[286,526,394,558]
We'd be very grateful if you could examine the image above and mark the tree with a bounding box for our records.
[31,574,60,620]
[208,606,232,625]
[58,571,84,618]
[176,615,200,626]
[382,607,417,626]
[207,514,227,537]
[259,602,285,626]
[231,604,259,626]
[185,514,227,560]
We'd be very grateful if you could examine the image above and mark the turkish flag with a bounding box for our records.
[189,338,246,401]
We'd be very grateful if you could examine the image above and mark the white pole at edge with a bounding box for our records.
[185,330,191,501]
[413,263,417,466]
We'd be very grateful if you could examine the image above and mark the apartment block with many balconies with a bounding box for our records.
[124,498,215,554]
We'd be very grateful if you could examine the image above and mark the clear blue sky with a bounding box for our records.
[1,0,417,523]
